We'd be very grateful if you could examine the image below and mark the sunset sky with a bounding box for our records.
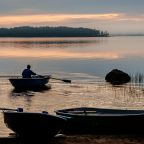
[0,0,144,34]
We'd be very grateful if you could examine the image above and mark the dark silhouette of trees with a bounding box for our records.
[0,26,109,37]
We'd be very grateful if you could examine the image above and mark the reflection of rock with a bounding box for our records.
[105,69,131,85]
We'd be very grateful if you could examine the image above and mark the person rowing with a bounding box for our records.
[22,65,37,78]
[22,64,71,83]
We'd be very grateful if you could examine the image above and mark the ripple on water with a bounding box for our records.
[0,73,144,136]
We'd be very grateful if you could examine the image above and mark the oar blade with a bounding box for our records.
[62,79,71,83]
[0,108,17,111]
[0,107,23,112]
[50,77,71,83]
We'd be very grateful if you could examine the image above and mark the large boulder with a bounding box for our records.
[105,69,131,85]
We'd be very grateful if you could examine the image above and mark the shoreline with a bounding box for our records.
[1,134,144,144]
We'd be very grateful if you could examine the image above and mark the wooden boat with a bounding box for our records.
[9,76,50,89]
[2,108,66,138]
[55,107,144,134]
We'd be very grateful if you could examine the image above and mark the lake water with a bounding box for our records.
[0,36,144,136]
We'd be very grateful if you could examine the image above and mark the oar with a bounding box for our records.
[50,77,71,83]
[2,74,72,83]
[0,108,23,112]
[0,108,18,111]
[43,75,71,83]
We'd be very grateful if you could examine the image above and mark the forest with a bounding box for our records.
[0,26,109,37]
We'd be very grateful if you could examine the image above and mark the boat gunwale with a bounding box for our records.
[9,77,50,80]
[8,76,50,89]
[56,107,144,117]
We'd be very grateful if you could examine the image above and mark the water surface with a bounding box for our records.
[0,36,144,76]
[0,37,144,136]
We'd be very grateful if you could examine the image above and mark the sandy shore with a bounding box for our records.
[53,135,144,144]
[1,134,144,144]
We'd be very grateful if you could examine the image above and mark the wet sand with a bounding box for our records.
[1,134,144,144]
[53,135,144,144]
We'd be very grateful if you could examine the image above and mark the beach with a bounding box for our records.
[1,134,144,144]
[54,135,144,144]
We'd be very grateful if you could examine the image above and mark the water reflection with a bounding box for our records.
[0,47,119,59]
[1,73,144,136]
[0,37,144,61]
[0,37,144,77]
[0,37,114,59]
[0,37,101,50]
[10,85,51,97]
[0,37,100,44]
[0,36,144,137]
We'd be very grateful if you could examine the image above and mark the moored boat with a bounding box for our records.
[55,107,144,134]
[9,76,50,89]
[2,108,66,138]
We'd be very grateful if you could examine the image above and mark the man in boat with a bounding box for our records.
[22,65,37,78]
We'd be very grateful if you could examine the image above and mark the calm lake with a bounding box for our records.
[0,36,144,136]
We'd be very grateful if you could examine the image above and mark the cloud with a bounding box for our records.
[0,13,144,33]
[0,13,120,26]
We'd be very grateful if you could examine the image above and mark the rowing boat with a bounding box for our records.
[56,107,144,134]
[9,76,50,89]
[2,108,66,138]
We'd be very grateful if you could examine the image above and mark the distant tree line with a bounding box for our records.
[0,26,109,37]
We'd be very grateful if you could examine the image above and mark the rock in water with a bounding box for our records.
[105,69,131,85]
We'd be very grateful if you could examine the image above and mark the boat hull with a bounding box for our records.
[3,111,66,138]
[56,107,144,134]
[9,77,49,89]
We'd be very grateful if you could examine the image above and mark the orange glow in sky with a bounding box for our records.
[0,13,143,33]
[0,13,119,25]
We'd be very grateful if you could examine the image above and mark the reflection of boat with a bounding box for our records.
[9,76,50,89]
[11,85,51,94]
[56,107,144,134]
[2,108,66,138]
